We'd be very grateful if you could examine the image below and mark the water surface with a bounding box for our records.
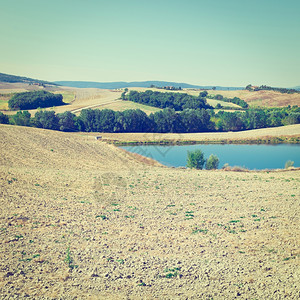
[121,144,300,170]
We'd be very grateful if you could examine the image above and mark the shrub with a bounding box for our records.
[285,160,294,169]
[205,154,219,170]
[187,149,205,169]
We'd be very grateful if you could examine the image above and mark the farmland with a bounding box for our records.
[0,124,299,298]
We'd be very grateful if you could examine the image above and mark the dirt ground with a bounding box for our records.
[0,124,299,299]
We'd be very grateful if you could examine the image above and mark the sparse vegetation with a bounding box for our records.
[285,160,294,169]
[65,247,78,269]
[0,124,299,299]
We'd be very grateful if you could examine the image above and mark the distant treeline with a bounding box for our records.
[149,84,182,91]
[8,91,65,110]
[122,90,213,111]
[1,106,299,133]
[246,84,299,94]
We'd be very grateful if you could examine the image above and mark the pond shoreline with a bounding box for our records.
[94,124,300,145]
[104,135,300,146]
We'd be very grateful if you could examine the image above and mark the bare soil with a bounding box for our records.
[0,124,299,299]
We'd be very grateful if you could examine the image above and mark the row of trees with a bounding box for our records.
[8,91,65,110]
[123,90,212,111]
[77,108,213,133]
[245,84,299,94]
[0,108,213,133]
[213,107,300,131]
[1,105,299,133]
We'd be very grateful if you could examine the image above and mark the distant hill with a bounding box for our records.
[54,80,243,91]
[293,86,300,91]
[0,72,58,86]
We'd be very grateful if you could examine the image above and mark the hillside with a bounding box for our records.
[207,89,300,107]
[0,124,299,299]
[55,80,243,90]
[0,72,57,86]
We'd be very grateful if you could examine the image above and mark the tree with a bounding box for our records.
[33,110,58,130]
[0,112,9,124]
[187,149,205,169]
[205,154,219,170]
[9,111,31,126]
[219,112,244,131]
[179,109,212,132]
[57,111,77,131]
[199,91,208,97]
[121,109,152,132]
[150,108,181,133]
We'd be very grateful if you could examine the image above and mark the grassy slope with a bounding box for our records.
[207,89,300,107]
[0,124,299,299]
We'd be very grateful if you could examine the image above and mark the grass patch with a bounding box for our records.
[65,247,78,269]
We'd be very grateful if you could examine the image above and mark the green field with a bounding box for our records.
[58,91,75,103]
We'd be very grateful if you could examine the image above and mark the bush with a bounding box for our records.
[205,154,219,170]
[285,160,294,169]
[187,149,205,169]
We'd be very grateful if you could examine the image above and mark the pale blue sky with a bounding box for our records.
[0,0,299,87]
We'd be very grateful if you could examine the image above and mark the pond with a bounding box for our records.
[120,144,300,170]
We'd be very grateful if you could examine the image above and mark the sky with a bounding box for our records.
[0,0,299,87]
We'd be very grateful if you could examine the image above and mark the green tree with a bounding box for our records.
[0,112,9,124]
[199,91,208,97]
[205,154,219,170]
[33,110,58,130]
[187,149,205,169]
[9,111,31,126]
[9,91,64,110]
[57,111,77,131]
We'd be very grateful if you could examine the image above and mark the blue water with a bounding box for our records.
[121,144,300,170]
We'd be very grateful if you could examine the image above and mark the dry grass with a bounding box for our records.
[0,124,299,299]
[207,89,300,107]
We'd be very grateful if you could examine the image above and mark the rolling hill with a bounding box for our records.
[54,80,243,90]
[0,72,57,86]
[0,124,299,298]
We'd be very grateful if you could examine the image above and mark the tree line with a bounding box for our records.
[0,108,213,133]
[122,90,213,111]
[0,105,299,133]
[246,84,299,94]
[213,106,300,131]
